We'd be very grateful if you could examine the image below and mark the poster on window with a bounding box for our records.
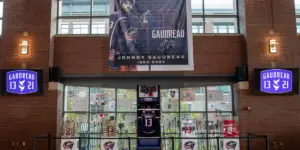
[109,0,194,71]
[182,88,195,101]
[181,119,198,150]
[61,139,79,150]
[223,120,239,137]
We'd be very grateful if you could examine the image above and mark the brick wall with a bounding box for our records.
[238,0,300,149]
[0,0,300,149]
[54,35,246,75]
[0,0,57,150]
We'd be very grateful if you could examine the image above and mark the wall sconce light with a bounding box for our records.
[20,40,29,55]
[269,39,277,54]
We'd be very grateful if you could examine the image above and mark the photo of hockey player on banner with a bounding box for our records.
[109,0,193,71]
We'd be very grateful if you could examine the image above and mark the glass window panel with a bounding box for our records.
[90,88,116,112]
[81,25,89,34]
[180,113,207,150]
[219,27,227,33]
[59,0,91,16]
[0,2,3,18]
[161,134,180,150]
[207,85,232,112]
[205,18,237,33]
[297,19,300,33]
[180,87,206,112]
[62,113,89,137]
[161,89,179,112]
[204,0,236,15]
[117,89,137,112]
[117,113,137,134]
[73,24,89,34]
[295,0,300,14]
[180,113,207,134]
[93,0,110,16]
[228,26,235,33]
[192,25,203,34]
[89,113,116,149]
[162,113,179,134]
[191,0,203,14]
[90,113,116,134]
[114,135,137,150]
[61,24,69,34]
[58,18,90,34]
[207,112,232,133]
[192,18,204,33]
[64,86,89,111]
[213,27,218,33]
[92,18,109,34]
[192,28,198,33]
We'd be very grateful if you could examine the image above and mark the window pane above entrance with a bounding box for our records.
[295,0,300,14]
[205,18,237,33]
[204,0,236,15]
[92,0,110,16]
[59,0,91,16]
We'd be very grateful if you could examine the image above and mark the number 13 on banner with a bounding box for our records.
[263,80,289,89]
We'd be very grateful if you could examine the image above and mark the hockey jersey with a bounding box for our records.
[181,120,196,137]
[138,110,160,137]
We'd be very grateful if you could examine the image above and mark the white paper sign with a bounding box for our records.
[61,139,78,150]
[108,101,115,111]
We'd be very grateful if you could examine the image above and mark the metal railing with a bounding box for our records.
[33,133,269,150]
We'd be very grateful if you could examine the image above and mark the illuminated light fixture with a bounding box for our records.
[20,40,29,55]
[269,39,277,54]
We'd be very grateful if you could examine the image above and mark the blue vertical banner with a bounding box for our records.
[109,0,193,71]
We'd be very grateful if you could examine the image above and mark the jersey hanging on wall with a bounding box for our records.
[101,116,118,150]
[63,120,77,137]
[138,110,160,137]
[181,119,198,150]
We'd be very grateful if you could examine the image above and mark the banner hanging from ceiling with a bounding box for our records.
[109,0,194,71]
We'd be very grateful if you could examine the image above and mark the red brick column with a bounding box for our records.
[238,0,300,149]
[0,0,57,149]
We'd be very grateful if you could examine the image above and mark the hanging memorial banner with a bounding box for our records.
[109,0,194,71]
